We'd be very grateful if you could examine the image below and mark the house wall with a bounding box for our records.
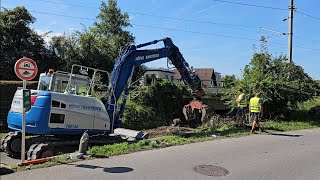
[144,70,175,81]
[214,72,223,87]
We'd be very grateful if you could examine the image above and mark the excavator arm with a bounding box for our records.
[106,37,203,129]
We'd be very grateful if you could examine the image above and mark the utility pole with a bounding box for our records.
[287,0,294,63]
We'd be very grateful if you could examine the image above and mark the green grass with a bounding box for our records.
[7,154,92,172]
[88,120,320,158]
[2,120,319,173]
[264,121,319,131]
[289,97,320,121]
[0,133,5,140]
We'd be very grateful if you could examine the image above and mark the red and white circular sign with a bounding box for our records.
[14,57,38,80]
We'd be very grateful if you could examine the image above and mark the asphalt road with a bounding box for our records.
[2,128,320,180]
[0,151,21,165]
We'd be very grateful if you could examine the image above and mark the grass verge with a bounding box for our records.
[1,154,92,173]
[88,120,319,157]
[2,120,319,173]
[0,133,5,140]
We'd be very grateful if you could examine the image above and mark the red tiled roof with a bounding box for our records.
[174,68,215,81]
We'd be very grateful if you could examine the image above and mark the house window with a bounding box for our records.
[171,76,174,81]
[165,75,168,79]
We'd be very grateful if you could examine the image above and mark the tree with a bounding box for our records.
[0,7,56,80]
[49,34,80,71]
[223,38,320,118]
[49,0,135,73]
[93,0,135,61]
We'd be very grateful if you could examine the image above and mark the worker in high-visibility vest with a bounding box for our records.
[235,88,246,127]
[249,92,264,133]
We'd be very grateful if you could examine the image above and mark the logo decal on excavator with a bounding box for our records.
[13,99,21,105]
[146,54,159,59]
[69,104,102,111]
[135,56,144,61]
[135,54,160,61]
[66,124,79,129]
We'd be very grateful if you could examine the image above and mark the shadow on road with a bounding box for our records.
[65,163,134,174]
[103,167,134,173]
[264,132,303,137]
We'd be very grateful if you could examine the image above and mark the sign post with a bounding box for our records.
[14,57,38,163]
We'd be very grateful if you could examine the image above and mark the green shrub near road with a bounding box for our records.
[123,80,190,130]
[289,97,320,122]
[222,39,320,119]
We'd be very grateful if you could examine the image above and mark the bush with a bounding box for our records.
[122,101,160,130]
[223,50,320,118]
[289,97,320,122]
[122,79,190,130]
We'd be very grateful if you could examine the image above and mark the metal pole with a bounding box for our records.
[288,0,294,63]
[21,80,26,162]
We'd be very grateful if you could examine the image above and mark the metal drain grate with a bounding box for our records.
[193,165,229,177]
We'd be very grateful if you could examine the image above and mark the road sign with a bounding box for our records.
[14,57,38,81]
[23,90,31,111]
[14,57,37,163]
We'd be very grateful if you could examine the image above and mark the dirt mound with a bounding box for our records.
[147,126,196,138]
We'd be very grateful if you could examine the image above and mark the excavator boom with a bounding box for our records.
[106,37,203,128]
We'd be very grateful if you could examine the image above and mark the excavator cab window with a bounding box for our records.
[38,75,51,91]
[63,64,110,97]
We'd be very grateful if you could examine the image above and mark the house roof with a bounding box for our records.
[145,68,174,74]
[173,68,216,81]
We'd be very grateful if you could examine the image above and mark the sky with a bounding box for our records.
[2,0,320,79]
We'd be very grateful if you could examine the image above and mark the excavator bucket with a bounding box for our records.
[183,98,207,127]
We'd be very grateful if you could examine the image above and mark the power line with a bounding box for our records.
[21,0,260,29]
[0,7,270,41]
[211,0,287,10]
[16,0,291,34]
[23,0,288,11]
[29,0,97,9]
[31,10,95,21]
[2,7,320,52]
[296,10,320,21]
[26,10,262,41]
[0,7,288,46]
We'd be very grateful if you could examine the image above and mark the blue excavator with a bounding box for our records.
[1,37,205,159]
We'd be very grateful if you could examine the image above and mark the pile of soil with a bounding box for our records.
[147,126,196,138]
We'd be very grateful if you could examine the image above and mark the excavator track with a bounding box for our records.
[1,131,126,160]
[2,131,22,157]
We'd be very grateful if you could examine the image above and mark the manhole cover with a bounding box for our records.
[193,165,229,177]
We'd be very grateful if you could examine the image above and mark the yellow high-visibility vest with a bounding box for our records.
[239,98,247,108]
[237,93,247,108]
[250,97,261,113]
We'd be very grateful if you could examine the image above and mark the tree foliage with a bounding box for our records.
[1,0,136,80]
[0,7,57,80]
[49,0,134,72]
[223,38,320,118]
[123,80,190,130]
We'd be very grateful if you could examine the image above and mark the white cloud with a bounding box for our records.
[35,29,63,44]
